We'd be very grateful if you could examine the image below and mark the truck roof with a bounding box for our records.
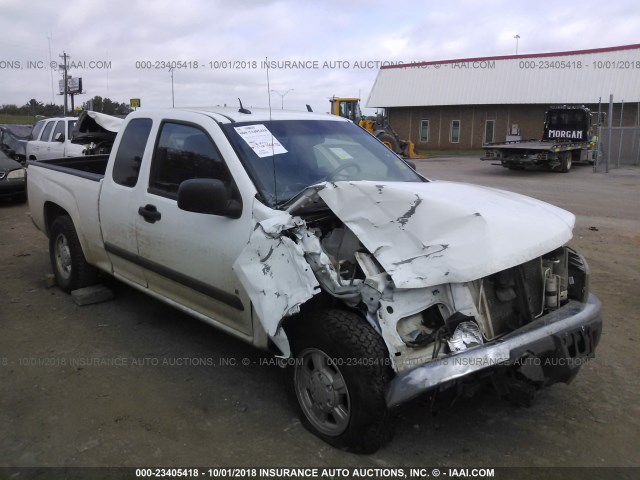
[128,107,348,124]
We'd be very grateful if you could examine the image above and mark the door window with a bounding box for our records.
[52,120,65,141]
[68,120,77,140]
[112,118,153,187]
[149,122,234,199]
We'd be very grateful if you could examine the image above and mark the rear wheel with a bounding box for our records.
[49,215,97,292]
[289,308,394,453]
[558,152,572,173]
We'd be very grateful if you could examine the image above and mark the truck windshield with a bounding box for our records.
[222,120,423,208]
[546,110,587,130]
[544,109,589,140]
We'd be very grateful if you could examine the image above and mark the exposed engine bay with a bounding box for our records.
[71,110,122,155]
[299,206,590,372]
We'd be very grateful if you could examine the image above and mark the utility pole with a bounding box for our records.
[59,52,69,116]
[514,35,520,55]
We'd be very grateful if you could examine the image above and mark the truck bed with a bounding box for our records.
[28,155,109,181]
[27,154,111,271]
[484,140,586,152]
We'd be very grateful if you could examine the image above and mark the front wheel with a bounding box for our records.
[49,215,97,292]
[290,308,394,453]
[376,132,399,154]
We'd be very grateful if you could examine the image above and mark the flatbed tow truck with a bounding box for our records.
[481,105,602,172]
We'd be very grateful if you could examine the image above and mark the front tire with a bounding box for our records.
[49,215,97,293]
[289,308,394,453]
[376,132,399,154]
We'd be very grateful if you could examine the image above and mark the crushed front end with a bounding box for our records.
[295,200,602,407]
[380,248,602,407]
[235,180,602,408]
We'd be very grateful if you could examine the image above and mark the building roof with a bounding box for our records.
[366,44,640,108]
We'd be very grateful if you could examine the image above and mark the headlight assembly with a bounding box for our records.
[7,168,25,180]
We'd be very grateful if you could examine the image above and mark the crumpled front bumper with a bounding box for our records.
[385,294,602,407]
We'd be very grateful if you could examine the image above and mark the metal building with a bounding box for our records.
[367,44,640,151]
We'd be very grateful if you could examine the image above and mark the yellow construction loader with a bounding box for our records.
[329,97,426,159]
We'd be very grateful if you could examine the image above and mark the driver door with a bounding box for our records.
[133,117,253,335]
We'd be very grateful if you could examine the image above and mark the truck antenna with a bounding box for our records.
[238,98,251,114]
[266,57,277,206]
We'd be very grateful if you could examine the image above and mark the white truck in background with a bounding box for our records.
[26,117,85,160]
[27,106,602,453]
[26,112,122,161]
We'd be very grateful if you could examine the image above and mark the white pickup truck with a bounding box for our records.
[27,107,602,453]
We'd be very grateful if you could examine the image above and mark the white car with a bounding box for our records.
[26,117,85,160]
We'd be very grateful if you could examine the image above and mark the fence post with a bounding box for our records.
[607,95,613,173]
[617,100,624,169]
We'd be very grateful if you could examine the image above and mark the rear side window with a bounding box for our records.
[31,120,45,140]
[52,121,65,141]
[40,121,55,141]
[149,122,232,199]
[112,118,153,187]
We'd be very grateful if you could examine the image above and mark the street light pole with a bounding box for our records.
[270,89,294,110]
[170,67,175,108]
[514,34,520,55]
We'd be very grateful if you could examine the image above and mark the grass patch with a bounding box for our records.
[0,115,37,125]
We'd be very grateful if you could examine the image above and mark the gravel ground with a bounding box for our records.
[1,155,638,476]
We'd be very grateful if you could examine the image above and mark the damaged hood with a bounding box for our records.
[318,181,575,288]
[82,111,122,132]
[71,111,122,144]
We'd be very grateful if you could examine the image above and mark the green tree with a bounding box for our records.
[81,96,132,115]
[102,97,115,114]
[1,104,20,115]
[44,103,63,116]
[1,96,131,118]
[25,99,44,113]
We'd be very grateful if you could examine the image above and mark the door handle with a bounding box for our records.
[138,204,162,223]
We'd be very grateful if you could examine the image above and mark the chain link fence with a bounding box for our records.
[595,126,640,172]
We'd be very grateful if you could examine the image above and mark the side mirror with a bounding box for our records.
[177,178,242,218]
[53,132,64,142]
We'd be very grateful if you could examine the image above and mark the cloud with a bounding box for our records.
[1,0,638,113]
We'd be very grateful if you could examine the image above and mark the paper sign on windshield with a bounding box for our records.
[234,124,288,158]
[329,147,353,160]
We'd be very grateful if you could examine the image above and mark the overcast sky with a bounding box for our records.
[1,0,638,114]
